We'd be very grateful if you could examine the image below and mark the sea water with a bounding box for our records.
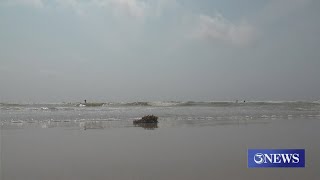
[1,101,320,180]
[1,101,320,129]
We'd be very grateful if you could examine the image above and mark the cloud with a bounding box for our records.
[186,0,312,47]
[3,0,256,47]
[258,0,313,25]
[4,0,44,8]
[152,0,178,17]
[54,0,86,15]
[106,0,147,18]
[3,0,148,17]
[53,0,148,18]
[193,14,256,46]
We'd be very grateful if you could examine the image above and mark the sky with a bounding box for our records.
[0,0,320,103]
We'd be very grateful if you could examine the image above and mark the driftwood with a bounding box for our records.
[133,115,158,124]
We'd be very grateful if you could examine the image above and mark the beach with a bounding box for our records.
[2,0,320,179]
[1,102,320,180]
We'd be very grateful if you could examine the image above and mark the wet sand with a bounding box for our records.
[0,118,319,180]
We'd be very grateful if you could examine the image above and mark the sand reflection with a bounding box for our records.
[134,123,158,130]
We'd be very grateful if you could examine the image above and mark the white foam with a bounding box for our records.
[148,101,181,107]
[11,120,23,123]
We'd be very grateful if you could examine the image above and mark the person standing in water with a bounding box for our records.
[84,100,87,104]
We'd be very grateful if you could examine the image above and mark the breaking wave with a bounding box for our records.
[1,101,320,109]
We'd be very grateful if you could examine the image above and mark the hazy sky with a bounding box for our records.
[1,0,320,103]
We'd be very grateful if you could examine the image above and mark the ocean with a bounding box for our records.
[1,101,320,129]
[1,101,320,179]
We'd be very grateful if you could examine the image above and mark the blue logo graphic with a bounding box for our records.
[248,149,305,168]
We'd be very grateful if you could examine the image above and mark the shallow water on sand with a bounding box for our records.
[1,102,320,180]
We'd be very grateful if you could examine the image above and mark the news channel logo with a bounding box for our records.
[248,149,305,168]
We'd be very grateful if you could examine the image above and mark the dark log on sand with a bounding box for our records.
[133,115,158,124]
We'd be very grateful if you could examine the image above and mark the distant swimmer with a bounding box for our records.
[243,100,246,103]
